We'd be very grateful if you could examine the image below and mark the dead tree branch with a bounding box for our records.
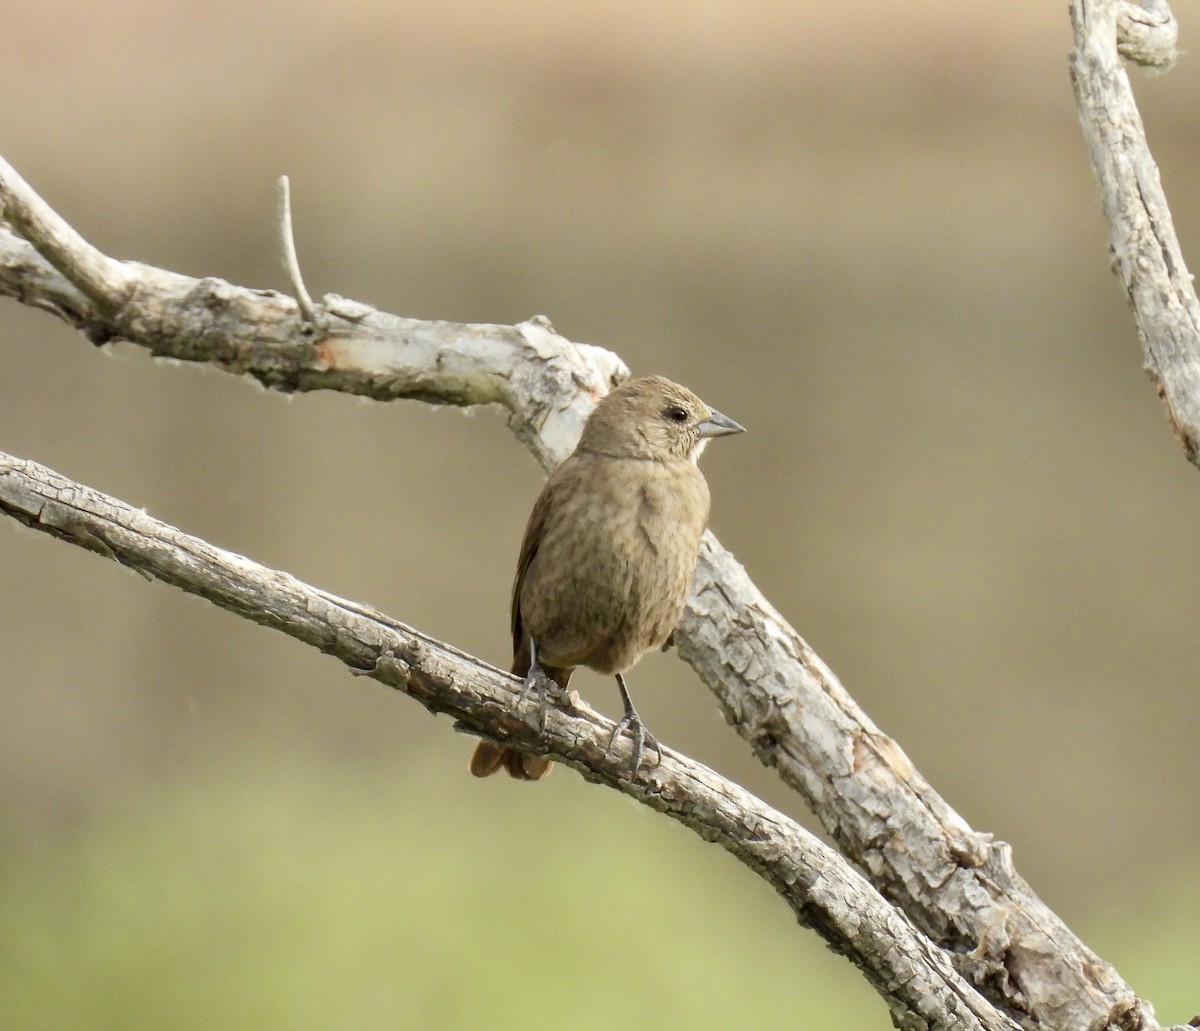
[0,449,1019,1031]
[1070,0,1200,468]
[3,7,1191,1009]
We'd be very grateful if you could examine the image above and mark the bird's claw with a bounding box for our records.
[517,665,561,733]
[607,710,663,776]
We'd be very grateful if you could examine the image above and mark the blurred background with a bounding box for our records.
[2,0,1199,1026]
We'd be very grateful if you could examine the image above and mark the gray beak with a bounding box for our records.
[696,408,745,438]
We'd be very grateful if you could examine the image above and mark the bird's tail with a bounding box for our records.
[468,740,554,780]
[468,659,571,781]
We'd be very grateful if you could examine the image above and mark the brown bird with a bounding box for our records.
[469,375,744,781]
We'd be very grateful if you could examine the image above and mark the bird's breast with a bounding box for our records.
[519,456,711,673]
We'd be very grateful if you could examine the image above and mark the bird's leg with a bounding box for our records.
[608,673,663,774]
[516,638,557,733]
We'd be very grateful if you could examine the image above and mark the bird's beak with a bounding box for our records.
[696,408,745,438]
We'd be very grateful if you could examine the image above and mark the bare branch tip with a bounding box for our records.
[0,154,131,310]
[1117,0,1179,69]
[276,174,317,325]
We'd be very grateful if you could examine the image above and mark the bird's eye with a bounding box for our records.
[664,405,689,424]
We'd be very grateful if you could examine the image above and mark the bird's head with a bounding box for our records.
[577,375,744,462]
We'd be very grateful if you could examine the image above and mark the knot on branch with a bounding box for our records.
[1117,0,1178,68]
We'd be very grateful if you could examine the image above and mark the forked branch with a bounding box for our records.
[1,0,1190,1016]
[0,449,1017,1031]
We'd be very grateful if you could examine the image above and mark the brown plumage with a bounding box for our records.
[469,375,744,781]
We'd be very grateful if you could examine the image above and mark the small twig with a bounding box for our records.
[277,174,316,324]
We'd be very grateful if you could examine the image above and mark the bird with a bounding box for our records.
[469,375,744,781]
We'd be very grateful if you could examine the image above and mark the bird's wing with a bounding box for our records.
[510,474,558,669]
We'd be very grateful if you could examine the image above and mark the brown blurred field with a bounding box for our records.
[2,2,1199,1026]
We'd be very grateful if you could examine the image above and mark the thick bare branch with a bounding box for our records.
[0,214,625,472]
[0,150,1161,1025]
[1070,0,1200,467]
[0,449,1020,1031]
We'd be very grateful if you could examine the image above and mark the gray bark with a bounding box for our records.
[1071,0,1200,467]
[0,0,1194,1022]
[0,450,1018,1031]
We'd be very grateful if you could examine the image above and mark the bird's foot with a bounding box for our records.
[517,664,564,734]
[607,709,663,776]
